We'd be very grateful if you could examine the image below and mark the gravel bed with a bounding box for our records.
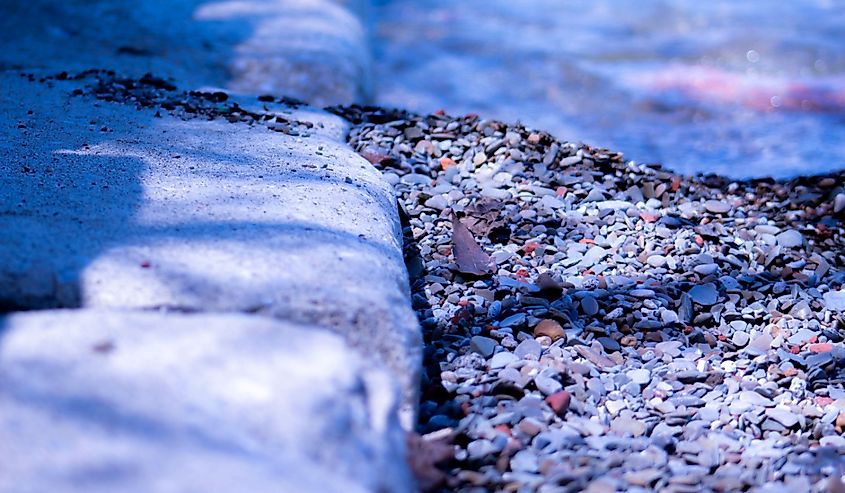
[332,105,845,493]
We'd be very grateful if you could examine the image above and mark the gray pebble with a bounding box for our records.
[534,375,563,395]
[823,290,845,312]
[500,312,527,327]
[515,338,542,360]
[693,263,719,276]
[704,199,731,214]
[470,335,498,358]
[776,229,804,248]
[765,408,799,428]
[490,351,519,369]
[835,193,845,214]
[731,332,750,347]
[597,336,621,352]
[627,368,651,385]
[581,295,599,316]
[738,390,774,407]
[689,283,718,305]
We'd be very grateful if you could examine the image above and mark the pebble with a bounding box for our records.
[739,390,774,407]
[606,399,627,415]
[775,229,804,248]
[624,469,661,487]
[744,333,773,356]
[821,436,845,448]
[611,416,646,437]
[627,368,651,385]
[704,199,731,214]
[581,295,599,316]
[467,439,498,459]
[546,391,571,417]
[688,284,718,305]
[518,418,544,437]
[835,193,845,214]
[693,263,718,276]
[731,332,750,347]
[824,290,845,312]
[765,408,799,428]
[580,246,608,267]
[584,187,606,202]
[424,194,448,210]
[597,337,621,352]
[533,319,566,340]
[470,336,497,358]
[515,339,542,360]
[534,375,563,395]
[630,289,655,298]
[490,351,519,369]
[787,328,817,345]
[595,200,633,210]
[500,313,527,327]
[656,341,682,357]
[661,310,679,324]
[510,450,539,473]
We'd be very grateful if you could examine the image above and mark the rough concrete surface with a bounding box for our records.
[196,0,373,105]
[0,74,420,421]
[0,309,412,493]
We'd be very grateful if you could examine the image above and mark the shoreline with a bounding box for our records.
[340,105,845,491]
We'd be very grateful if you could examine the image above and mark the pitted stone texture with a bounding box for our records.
[196,0,372,105]
[0,76,420,421]
[0,309,413,493]
[0,0,370,105]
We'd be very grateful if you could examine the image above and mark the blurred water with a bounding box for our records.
[372,0,845,178]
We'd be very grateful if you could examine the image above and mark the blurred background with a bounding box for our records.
[372,0,845,178]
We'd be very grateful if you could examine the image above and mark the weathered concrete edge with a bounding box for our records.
[211,0,376,106]
[249,0,422,422]
[0,309,414,493]
[0,75,422,427]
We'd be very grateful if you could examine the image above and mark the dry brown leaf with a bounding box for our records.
[463,199,506,236]
[451,213,492,275]
[827,476,845,493]
[406,432,454,492]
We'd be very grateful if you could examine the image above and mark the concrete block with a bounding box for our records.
[0,309,413,493]
[0,75,420,421]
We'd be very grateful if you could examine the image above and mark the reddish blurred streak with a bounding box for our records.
[636,66,845,113]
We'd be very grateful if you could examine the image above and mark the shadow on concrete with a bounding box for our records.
[0,0,252,87]
[0,106,399,310]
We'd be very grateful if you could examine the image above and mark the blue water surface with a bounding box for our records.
[373,0,845,178]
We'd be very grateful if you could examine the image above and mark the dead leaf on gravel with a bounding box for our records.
[406,432,454,492]
[451,213,492,275]
[828,475,845,493]
[462,199,505,235]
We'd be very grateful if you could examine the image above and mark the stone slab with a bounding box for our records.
[0,75,420,420]
[0,309,413,493]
